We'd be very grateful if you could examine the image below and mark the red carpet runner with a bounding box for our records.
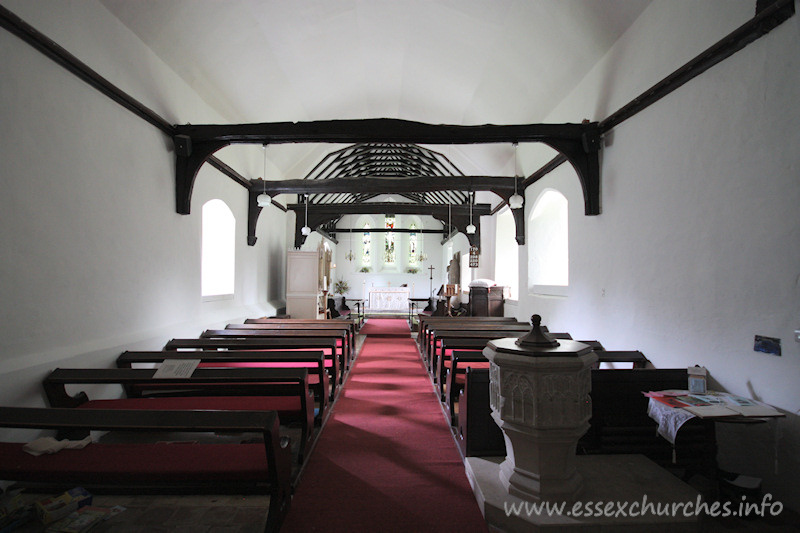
[356,317,412,337]
[282,319,488,532]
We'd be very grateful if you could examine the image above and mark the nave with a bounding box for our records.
[2,316,799,532]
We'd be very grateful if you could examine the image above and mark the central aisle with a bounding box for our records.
[282,320,488,532]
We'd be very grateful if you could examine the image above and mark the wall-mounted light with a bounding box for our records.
[256,144,271,207]
[301,194,311,235]
[509,142,524,210]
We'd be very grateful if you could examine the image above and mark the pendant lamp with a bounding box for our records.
[256,145,271,207]
[301,194,311,236]
[345,227,355,261]
[509,142,524,210]
[447,197,452,238]
[466,191,476,234]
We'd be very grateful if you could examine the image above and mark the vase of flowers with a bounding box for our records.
[333,279,350,295]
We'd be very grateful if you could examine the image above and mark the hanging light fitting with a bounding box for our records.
[509,142,524,210]
[466,191,476,234]
[345,226,355,261]
[256,144,271,207]
[301,194,311,236]
[447,197,452,239]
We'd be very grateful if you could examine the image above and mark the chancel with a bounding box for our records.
[1,1,798,531]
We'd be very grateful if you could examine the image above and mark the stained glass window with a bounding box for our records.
[384,215,396,265]
[362,223,371,267]
[408,223,418,265]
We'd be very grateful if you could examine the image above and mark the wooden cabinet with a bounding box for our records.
[469,286,504,317]
[286,251,321,319]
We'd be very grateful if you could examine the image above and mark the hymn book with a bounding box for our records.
[153,359,200,379]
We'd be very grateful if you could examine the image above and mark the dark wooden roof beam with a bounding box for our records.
[174,119,599,215]
[249,175,520,197]
[284,202,490,248]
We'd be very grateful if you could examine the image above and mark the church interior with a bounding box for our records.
[1,0,799,531]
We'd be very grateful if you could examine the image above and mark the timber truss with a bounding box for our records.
[252,142,521,248]
[173,118,601,247]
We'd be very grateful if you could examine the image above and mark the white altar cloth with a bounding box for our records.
[368,287,410,311]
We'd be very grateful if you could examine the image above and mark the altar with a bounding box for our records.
[367,286,410,311]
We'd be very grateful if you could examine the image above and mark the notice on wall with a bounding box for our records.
[153,359,200,379]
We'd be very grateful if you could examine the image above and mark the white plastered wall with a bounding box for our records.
[517,0,800,509]
[0,1,287,411]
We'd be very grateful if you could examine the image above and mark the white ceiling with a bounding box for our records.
[99,0,652,182]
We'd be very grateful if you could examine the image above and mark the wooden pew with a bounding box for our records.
[445,350,489,425]
[434,338,490,397]
[593,350,649,369]
[0,406,291,532]
[244,317,357,351]
[116,350,331,415]
[228,323,354,370]
[420,320,527,357]
[456,366,717,481]
[164,338,341,395]
[202,330,347,383]
[444,343,615,423]
[579,368,717,480]
[417,315,519,355]
[456,368,504,458]
[424,324,531,368]
[430,330,572,390]
[433,338,489,373]
[417,315,519,353]
[43,367,315,464]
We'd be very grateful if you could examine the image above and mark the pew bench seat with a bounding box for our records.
[196,359,332,408]
[43,367,315,464]
[0,407,291,533]
[0,441,271,485]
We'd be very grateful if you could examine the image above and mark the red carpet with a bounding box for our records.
[281,334,488,532]
[357,318,411,337]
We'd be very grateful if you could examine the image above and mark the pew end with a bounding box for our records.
[456,368,505,458]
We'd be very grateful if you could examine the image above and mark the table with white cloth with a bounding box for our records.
[647,392,784,444]
[367,287,410,311]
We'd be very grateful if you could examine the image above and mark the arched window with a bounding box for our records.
[528,189,568,293]
[384,215,396,265]
[361,222,371,269]
[408,222,418,266]
[201,199,235,298]
[495,207,519,299]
